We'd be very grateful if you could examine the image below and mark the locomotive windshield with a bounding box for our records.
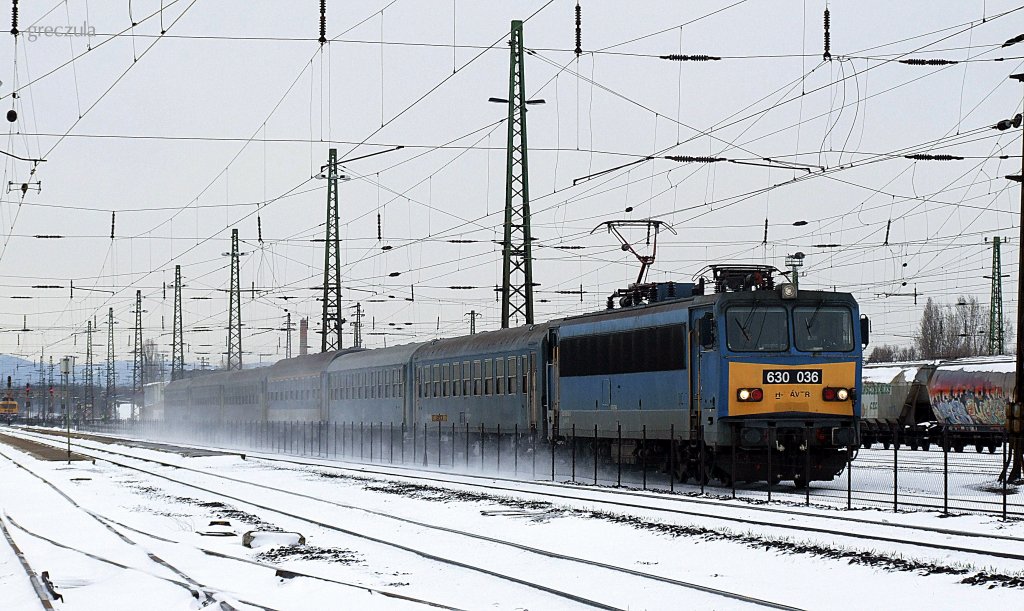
[793,305,854,352]
[726,306,789,352]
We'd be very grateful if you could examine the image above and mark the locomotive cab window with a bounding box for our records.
[726,306,789,352]
[793,305,854,352]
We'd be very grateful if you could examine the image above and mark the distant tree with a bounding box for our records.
[915,296,988,359]
[916,298,945,359]
[867,344,918,363]
[141,339,163,384]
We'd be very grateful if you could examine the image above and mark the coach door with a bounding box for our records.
[546,328,560,439]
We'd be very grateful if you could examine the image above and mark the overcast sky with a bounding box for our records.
[1,0,1023,379]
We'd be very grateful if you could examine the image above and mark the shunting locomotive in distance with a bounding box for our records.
[164,264,868,487]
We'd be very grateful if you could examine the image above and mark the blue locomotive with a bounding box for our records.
[164,265,868,486]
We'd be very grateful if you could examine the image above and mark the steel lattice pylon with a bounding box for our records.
[500,20,534,328]
[227,229,242,370]
[84,320,93,420]
[132,290,143,419]
[322,148,343,351]
[106,308,114,420]
[989,236,1005,355]
[172,265,185,379]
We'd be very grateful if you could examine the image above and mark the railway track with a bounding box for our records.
[7,427,802,610]
[0,445,275,611]
[0,443,463,610]
[17,427,1024,567]
[0,513,57,610]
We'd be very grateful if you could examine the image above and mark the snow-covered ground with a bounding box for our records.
[2,425,1023,610]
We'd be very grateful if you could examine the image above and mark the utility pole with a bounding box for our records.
[466,310,480,335]
[499,20,535,328]
[285,311,293,359]
[986,236,1007,355]
[1006,71,1024,482]
[132,290,143,420]
[172,264,184,380]
[352,303,363,349]
[85,320,93,421]
[47,356,54,422]
[227,228,242,370]
[322,148,344,351]
[106,307,115,420]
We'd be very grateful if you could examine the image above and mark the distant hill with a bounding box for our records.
[0,354,135,386]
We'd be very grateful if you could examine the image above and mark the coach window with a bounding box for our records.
[430,364,438,397]
[473,360,482,395]
[442,364,450,397]
[507,357,516,395]
[496,358,504,395]
[462,361,470,396]
[452,362,461,397]
[483,359,493,395]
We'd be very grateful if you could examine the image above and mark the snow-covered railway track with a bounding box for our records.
[218,448,1024,561]
[12,427,804,611]
[0,445,273,611]
[21,427,1024,563]
[0,513,58,610]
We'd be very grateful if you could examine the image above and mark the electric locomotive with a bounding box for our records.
[550,265,866,486]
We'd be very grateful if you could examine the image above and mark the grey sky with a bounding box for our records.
[1,0,1022,378]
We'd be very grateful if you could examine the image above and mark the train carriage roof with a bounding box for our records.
[186,367,267,389]
[412,324,550,362]
[326,341,426,372]
[267,348,364,380]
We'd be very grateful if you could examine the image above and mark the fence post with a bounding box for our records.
[731,422,737,499]
[551,429,556,481]
[370,422,375,463]
[804,423,811,506]
[465,422,470,469]
[669,423,674,493]
[571,424,576,483]
[943,426,949,515]
[438,420,442,467]
[480,423,485,471]
[515,423,520,476]
[412,419,417,463]
[390,422,394,463]
[360,421,365,461]
[617,423,622,488]
[497,423,502,473]
[700,422,706,496]
[642,424,647,491]
[1003,429,1008,521]
[451,422,455,468]
[402,422,406,464]
[531,427,536,479]
[766,425,773,502]
[423,422,428,467]
[847,446,852,510]
[594,424,599,486]
[893,425,899,513]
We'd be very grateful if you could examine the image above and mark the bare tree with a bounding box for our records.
[917,298,945,359]
[915,296,989,359]
[867,344,919,363]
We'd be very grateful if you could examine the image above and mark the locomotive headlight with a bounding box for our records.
[737,388,763,402]
[779,283,797,300]
[836,388,850,401]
